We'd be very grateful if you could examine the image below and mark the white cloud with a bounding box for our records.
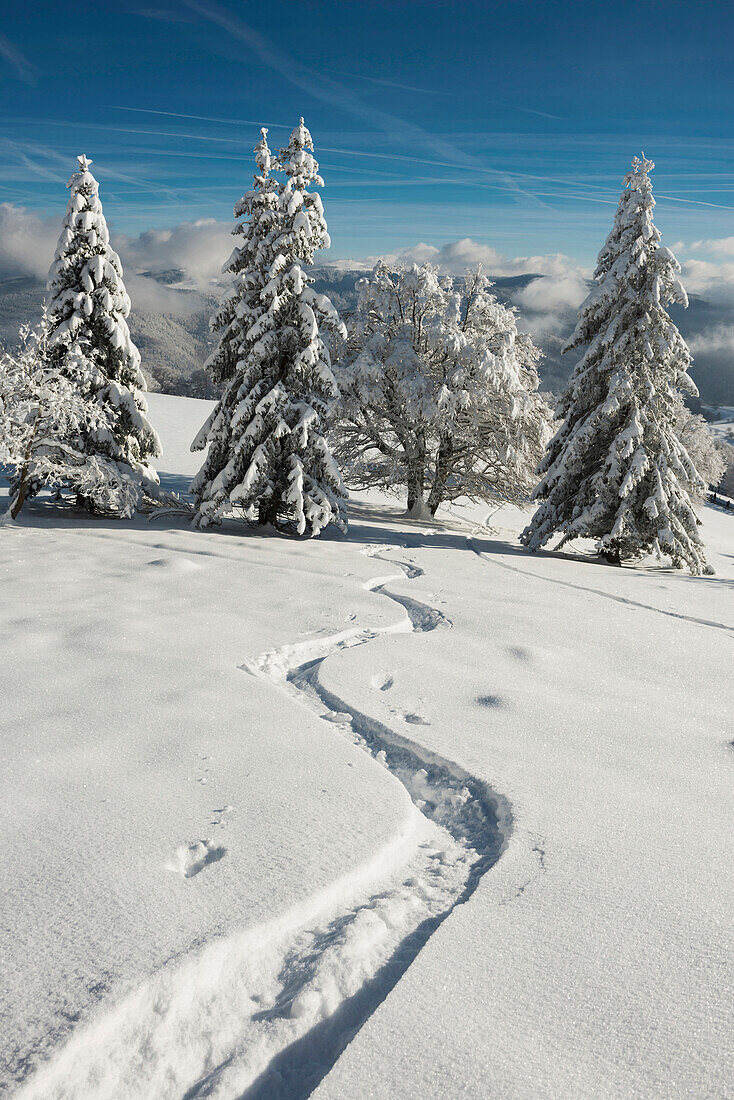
[689,237,734,257]
[124,273,207,316]
[116,218,233,290]
[514,274,588,316]
[0,202,56,280]
[680,259,734,303]
[405,239,507,272]
[672,238,734,303]
[687,325,734,355]
[0,203,229,313]
[351,238,588,280]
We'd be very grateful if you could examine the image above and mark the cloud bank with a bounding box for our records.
[355,237,587,280]
[0,203,56,281]
[0,203,231,313]
[115,219,233,289]
[2,203,733,339]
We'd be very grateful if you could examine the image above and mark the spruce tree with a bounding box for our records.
[1,312,140,519]
[46,154,160,511]
[191,121,347,536]
[520,154,711,575]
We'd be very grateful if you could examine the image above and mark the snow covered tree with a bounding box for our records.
[720,460,734,499]
[333,263,439,515]
[333,263,551,516]
[521,154,712,575]
[46,154,160,512]
[197,130,280,390]
[191,121,347,536]
[674,406,727,496]
[1,312,140,520]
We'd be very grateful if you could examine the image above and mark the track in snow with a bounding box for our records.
[231,566,502,1098]
[17,549,508,1100]
[468,534,734,638]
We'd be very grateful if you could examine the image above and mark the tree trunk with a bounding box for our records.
[9,481,29,520]
[427,435,453,516]
[9,411,40,519]
[600,545,622,566]
[258,499,279,527]
[406,470,423,513]
[405,433,426,514]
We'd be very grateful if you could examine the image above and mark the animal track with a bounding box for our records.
[166,840,227,879]
[476,694,507,709]
[210,804,233,827]
[371,673,394,692]
[404,713,431,726]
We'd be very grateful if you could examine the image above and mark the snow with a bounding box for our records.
[314,507,734,1098]
[2,391,733,1098]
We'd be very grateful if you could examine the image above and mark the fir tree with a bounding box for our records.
[191,121,347,536]
[46,154,160,511]
[1,311,140,520]
[521,154,712,575]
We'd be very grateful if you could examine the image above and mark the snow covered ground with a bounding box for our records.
[1,392,732,1098]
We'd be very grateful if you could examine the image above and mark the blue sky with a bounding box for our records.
[1,0,732,267]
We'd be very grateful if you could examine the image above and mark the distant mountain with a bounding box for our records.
[1,269,732,405]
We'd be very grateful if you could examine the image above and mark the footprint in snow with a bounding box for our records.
[166,839,227,879]
[371,673,394,692]
[146,557,201,574]
[210,804,234,827]
[476,694,507,709]
[404,713,431,726]
[324,710,353,725]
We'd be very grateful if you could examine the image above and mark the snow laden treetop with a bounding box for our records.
[191,121,347,536]
[46,153,160,512]
[521,154,712,575]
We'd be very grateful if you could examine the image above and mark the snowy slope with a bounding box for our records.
[314,506,734,1099]
[2,393,732,1098]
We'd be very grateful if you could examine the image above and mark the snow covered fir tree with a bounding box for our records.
[0,312,141,520]
[333,262,551,516]
[191,121,347,536]
[45,154,160,513]
[521,154,712,575]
